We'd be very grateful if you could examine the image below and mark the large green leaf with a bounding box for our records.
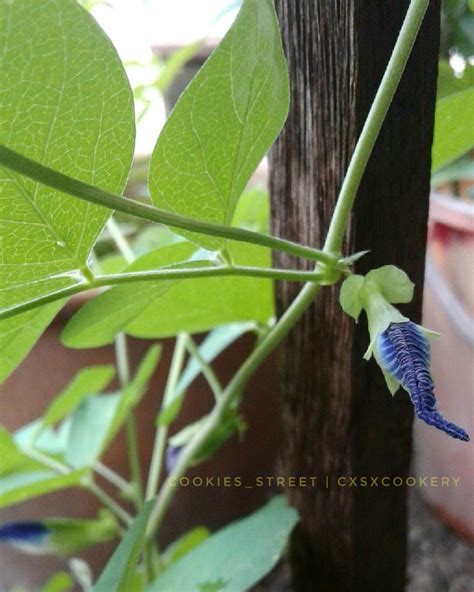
[0,0,134,370]
[148,496,298,592]
[92,501,154,592]
[148,0,289,250]
[432,88,474,172]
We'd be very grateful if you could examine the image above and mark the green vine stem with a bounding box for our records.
[23,446,133,527]
[115,332,144,508]
[144,0,430,539]
[0,144,337,266]
[0,265,337,322]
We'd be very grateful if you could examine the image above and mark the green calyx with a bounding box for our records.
[339,264,414,355]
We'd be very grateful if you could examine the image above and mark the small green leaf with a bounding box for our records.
[148,0,289,250]
[92,500,154,592]
[169,408,245,467]
[432,88,474,172]
[64,347,160,468]
[339,275,365,321]
[41,366,115,428]
[15,419,71,457]
[0,470,86,509]
[40,572,74,592]
[148,496,298,592]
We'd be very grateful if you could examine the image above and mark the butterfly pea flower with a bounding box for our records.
[0,510,118,556]
[340,265,470,441]
[377,321,469,441]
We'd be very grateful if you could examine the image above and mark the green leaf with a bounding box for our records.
[92,500,154,592]
[65,347,160,468]
[41,365,115,428]
[14,419,71,457]
[0,0,134,376]
[40,572,74,592]
[61,242,198,348]
[161,527,210,568]
[158,322,254,426]
[148,0,289,250]
[432,88,474,172]
[168,408,245,467]
[436,60,474,99]
[126,241,273,339]
[431,155,474,186]
[231,187,269,233]
[0,469,86,509]
[65,394,120,469]
[0,302,64,384]
[0,427,44,476]
[148,496,298,592]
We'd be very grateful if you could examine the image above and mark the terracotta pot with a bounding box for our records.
[0,304,280,590]
[414,192,474,542]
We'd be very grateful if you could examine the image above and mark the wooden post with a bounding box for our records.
[269,2,440,590]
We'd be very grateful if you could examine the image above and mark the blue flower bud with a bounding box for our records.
[166,444,182,473]
[377,321,470,442]
[0,521,52,554]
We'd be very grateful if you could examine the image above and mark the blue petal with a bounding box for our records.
[377,322,470,442]
[166,444,182,473]
[0,521,50,545]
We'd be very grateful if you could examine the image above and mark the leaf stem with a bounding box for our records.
[0,266,335,322]
[145,333,188,501]
[185,336,223,401]
[144,0,430,539]
[95,462,133,493]
[0,144,336,266]
[87,481,133,527]
[23,447,133,527]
